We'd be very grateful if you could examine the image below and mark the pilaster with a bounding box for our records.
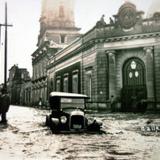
[106,50,116,99]
[144,47,154,101]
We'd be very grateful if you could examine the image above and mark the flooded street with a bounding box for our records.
[0,106,160,160]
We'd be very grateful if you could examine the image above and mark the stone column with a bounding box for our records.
[144,47,154,101]
[106,50,116,99]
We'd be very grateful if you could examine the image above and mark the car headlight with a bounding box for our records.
[60,116,67,124]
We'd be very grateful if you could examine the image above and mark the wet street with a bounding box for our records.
[0,106,160,160]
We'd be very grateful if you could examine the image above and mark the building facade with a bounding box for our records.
[8,65,31,105]
[20,80,32,106]
[31,0,80,106]
[47,2,160,112]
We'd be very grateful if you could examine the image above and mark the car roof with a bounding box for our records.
[50,92,88,99]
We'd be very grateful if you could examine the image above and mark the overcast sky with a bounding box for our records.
[0,0,154,84]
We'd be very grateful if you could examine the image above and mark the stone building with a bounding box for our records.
[31,0,80,106]
[47,2,160,112]
[20,81,32,106]
[8,65,31,105]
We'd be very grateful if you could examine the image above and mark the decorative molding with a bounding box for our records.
[72,69,79,74]
[118,2,137,30]
[143,46,153,53]
[104,37,160,50]
[63,73,69,77]
[105,50,116,55]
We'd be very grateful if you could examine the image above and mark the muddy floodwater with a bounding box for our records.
[0,106,160,160]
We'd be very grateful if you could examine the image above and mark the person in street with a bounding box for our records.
[110,95,115,112]
[0,90,2,116]
[38,97,42,107]
[0,87,10,124]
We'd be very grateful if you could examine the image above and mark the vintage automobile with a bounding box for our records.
[45,92,103,133]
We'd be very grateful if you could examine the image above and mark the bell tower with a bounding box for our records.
[38,0,80,47]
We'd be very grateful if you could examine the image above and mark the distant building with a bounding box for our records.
[47,2,160,112]
[20,80,32,106]
[8,65,31,105]
[31,0,80,106]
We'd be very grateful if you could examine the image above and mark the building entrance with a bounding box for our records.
[121,57,147,112]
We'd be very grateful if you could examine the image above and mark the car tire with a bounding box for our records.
[50,120,60,133]
[45,115,50,126]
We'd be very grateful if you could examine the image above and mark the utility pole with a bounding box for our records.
[0,24,12,49]
[0,2,13,90]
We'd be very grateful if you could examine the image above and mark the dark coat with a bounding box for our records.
[0,94,10,113]
[0,94,2,113]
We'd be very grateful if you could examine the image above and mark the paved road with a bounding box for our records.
[0,105,160,160]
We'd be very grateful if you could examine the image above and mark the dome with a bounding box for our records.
[147,0,160,17]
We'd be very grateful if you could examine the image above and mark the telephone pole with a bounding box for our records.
[0,2,13,90]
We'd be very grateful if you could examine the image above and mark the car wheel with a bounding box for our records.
[45,115,50,126]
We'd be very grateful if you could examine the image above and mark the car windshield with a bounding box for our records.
[60,98,85,109]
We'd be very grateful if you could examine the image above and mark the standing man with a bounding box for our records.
[0,90,2,118]
[0,87,10,124]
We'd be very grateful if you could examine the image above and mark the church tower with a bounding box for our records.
[38,0,80,47]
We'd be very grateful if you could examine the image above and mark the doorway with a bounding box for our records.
[121,57,147,112]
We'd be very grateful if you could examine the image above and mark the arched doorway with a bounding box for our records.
[121,57,147,112]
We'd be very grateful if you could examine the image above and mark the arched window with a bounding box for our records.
[72,71,79,93]
[63,76,69,92]
[123,57,146,87]
[56,78,61,92]
[85,70,92,99]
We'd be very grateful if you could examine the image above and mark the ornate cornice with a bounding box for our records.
[47,31,160,70]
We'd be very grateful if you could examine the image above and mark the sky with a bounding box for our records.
[0,0,155,84]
